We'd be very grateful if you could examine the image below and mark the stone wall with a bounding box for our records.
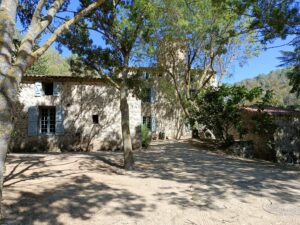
[11,81,142,152]
[231,110,300,164]
[142,75,191,139]
[274,116,300,164]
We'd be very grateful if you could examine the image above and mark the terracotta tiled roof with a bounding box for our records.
[241,106,300,117]
[23,74,105,82]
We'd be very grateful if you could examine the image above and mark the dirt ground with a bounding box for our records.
[2,140,300,225]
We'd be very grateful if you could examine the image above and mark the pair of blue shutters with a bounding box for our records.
[28,81,64,136]
[143,72,156,103]
[28,105,64,136]
[145,88,156,103]
[142,116,156,132]
[34,82,60,97]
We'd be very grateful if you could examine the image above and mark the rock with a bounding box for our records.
[227,141,254,159]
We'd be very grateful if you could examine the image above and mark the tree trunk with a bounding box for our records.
[120,55,134,170]
[167,70,190,118]
[0,0,17,218]
[120,82,134,170]
[0,93,13,218]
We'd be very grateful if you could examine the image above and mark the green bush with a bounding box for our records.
[141,125,151,148]
[190,85,275,144]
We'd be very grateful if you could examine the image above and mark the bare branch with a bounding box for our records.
[32,0,105,61]
[31,0,46,25]
[22,0,65,45]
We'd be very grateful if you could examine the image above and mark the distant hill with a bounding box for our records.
[236,68,300,109]
[27,48,70,76]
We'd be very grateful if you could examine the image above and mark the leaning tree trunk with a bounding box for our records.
[0,78,15,219]
[0,94,12,219]
[0,0,18,218]
[120,69,134,170]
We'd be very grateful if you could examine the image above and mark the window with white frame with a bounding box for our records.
[40,107,56,134]
[34,81,60,97]
[144,72,151,80]
[142,116,152,130]
[142,116,156,132]
[143,88,152,103]
[142,87,156,103]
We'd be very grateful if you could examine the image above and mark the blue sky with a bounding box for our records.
[225,38,294,84]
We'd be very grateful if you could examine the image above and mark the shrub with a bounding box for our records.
[190,85,275,144]
[141,125,151,148]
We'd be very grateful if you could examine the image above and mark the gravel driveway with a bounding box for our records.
[3,140,300,225]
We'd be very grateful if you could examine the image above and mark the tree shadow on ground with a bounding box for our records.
[4,175,153,225]
[3,154,155,225]
[3,153,124,188]
[133,141,300,209]
[3,141,300,224]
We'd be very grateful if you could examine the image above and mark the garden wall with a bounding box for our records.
[232,107,300,164]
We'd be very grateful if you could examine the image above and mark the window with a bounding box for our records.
[40,107,56,134]
[142,88,155,103]
[35,82,60,97]
[144,72,150,80]
[92,115,99,124]
[43,82,54,95]
[144,88,152,103]
[142,116,152,130]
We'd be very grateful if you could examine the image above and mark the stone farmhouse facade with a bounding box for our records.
[11,72,196,152]
[9,71,189,151]
[11,76,142,152]
[11,41,216,152]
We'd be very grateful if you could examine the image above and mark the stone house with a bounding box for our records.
[11,75,142,152]
[140,41,217,140]
[11,40,215,152]
[11,71,199,152]
[140,70,189,140]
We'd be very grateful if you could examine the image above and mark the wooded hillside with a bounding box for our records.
[27,48,70,76]
[236,68,300,109]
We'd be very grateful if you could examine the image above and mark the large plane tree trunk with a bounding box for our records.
[120,63,134,170]
[0,0,18,218]
[0,79,15,219]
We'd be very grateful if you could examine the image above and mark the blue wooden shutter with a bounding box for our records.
[55,105,64,135]
[34,82,43,97]
[53,82,61,96]
[143,72,147,80]
[150,87,156,103]
[143,72,150,80]
[28,106,38,136]
[151,116,156,132]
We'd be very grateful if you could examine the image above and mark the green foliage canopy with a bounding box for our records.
[27,48,70,75]
[215,0,299,96]
[59,0,158,76]
[279,38,300,97]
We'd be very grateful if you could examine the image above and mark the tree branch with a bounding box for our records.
[32,0,105,61]
[31,0,46,25]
